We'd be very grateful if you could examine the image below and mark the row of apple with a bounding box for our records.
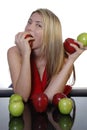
[8,93,73,117]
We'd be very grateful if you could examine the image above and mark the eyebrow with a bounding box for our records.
[29,18,43,24]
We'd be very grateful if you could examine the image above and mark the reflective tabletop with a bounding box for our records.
[0,89,87,130]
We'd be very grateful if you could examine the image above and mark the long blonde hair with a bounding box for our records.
[32,9,64,79]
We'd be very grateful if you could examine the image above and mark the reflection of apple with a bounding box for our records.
[32,93,48,113]
[9,94,24,117]
[52,93,66,107]
[52,108,73,130]
[33,114,48,130]
[77,32,87,46]
[58,98,73,114]
[59,115,73,130]
[9,116,24,130]
[64,38,80,54]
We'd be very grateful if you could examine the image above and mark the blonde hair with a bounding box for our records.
[32,9,64,79]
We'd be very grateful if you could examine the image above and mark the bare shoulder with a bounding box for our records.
[7,46,21,63]
[7,46,19,55]
[7,46,21,60]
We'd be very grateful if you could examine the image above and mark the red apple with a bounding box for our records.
[63,85,72,96]
[52,93,66,107]
[32,93,48,113]
[64,38,80,54]
[24,34,33,39]
[24,34,34,46]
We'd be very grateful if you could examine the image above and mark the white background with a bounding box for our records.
[0,0,87,89]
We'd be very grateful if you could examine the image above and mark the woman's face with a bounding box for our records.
[25,12,44,50]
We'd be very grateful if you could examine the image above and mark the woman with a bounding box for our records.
[7,8,85,102]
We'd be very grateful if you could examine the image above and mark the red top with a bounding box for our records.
[30,59,72,99]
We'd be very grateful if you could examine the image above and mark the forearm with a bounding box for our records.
[14,55,31,102]
[44,58,74,102]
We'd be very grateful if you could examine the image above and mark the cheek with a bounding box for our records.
[36,31,43,42]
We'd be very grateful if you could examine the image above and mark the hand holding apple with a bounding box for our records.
[64,32,87,54]
[32,93,48,113]
[24,33,34,46]
[64,38,80,54]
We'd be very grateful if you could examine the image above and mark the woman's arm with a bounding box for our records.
[44,43,85,102]
[7,46,31,102]
[7,32,33,102]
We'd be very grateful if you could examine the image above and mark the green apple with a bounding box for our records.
[77,32,87,46]
[58,98,73,115]
[9,94,24,117]
[9,101,24,117]
[9,94,22,103]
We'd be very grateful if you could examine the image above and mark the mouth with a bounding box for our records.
[24,33,35,47]
[24,34,33,39]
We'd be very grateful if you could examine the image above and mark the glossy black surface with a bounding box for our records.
[0,88,87,97]
[0,93,87,130]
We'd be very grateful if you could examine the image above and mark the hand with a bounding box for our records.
[15,32,34,56]
[67,41,87,62]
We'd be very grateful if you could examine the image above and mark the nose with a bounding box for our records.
[25,23,35,32]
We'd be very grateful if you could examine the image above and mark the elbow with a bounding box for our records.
[23,96,29,103]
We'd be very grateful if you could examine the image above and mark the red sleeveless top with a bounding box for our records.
[30,59,72,99]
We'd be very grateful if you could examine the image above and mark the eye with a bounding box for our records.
[28,19,32,25]
[36,23,42,28]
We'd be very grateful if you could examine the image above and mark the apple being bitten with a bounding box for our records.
[24,34,34,46]
[64,38,80,54]
[77,32,87,46]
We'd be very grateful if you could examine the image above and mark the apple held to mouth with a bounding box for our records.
[77,32,87,47]
[24,34,34,46]
[64,38,80,54]
[58,97,73,115]
[24,34,33,39]
[52,93,66,107]
[32,93,48,113]
[8,94,24,117]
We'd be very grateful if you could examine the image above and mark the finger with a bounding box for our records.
[73,39,84,48]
